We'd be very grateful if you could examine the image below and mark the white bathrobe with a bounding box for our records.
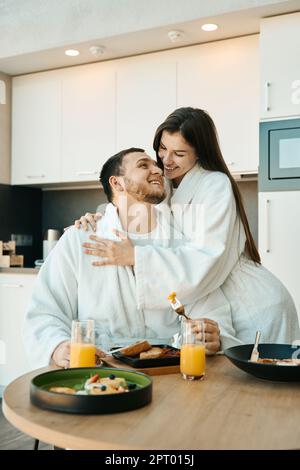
[135,164,300,345]
[24,204,182,368]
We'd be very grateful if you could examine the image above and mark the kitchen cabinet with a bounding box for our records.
[177,35,259,174]
[260,12,300,119]
[115,53,177,156]
[11,72,61,185]
[258,191,300,320]
[11,34,260,185]
[0,74,11,185]
[0,273,36,389]
[61,63,116,182]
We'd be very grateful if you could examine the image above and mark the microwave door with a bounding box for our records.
[269,128,300,179]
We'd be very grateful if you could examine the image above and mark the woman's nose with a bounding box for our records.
[162,152,173,165]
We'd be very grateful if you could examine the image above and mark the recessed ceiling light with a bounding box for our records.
[89,46,106,58]
[201,23,218,32]
[168,30,185,43]
[65,49,80,57]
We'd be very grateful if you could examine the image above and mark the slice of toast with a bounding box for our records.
[120,340,151,357]
[139,347,164,360]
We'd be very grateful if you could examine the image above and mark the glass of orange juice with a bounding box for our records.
[180,319,205,381]
[70,319,96,368]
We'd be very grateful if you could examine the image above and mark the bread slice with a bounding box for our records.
[139,347,164,360]
[120,340,151,357]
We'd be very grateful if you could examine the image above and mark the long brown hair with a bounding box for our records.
[153,107,261,264]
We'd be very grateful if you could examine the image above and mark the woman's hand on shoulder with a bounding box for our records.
[64,212,102,232]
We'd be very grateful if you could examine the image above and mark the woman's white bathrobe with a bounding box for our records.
[135,164,300,345]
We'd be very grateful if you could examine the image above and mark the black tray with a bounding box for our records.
[224,343,300,382]
[112,344,180,368]
[30,367,152,414]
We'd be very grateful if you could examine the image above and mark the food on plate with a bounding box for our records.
[257,358,300,366]
[120,340,151,357]
[49,373,137,396]
[140,347,164,360]
[49,387,76,395]
[116,341,180,360]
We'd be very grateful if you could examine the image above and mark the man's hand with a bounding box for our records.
[82,230,135,267]
[193,318,221,355]
[51,340,70,368]
[51,340,106,368]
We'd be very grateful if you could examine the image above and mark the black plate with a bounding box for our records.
[30,367,152,414]
[112,344,180,368]
[224,343,300,382]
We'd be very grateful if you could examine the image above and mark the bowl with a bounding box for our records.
[30,367,152,414]
[224,343,300,382]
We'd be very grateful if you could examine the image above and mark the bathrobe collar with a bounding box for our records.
[170,163,206,206]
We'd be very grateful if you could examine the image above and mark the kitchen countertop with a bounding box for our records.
[0,267,40,274]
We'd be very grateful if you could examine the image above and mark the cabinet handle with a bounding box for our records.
[264,81,270,111]
[0,284,24,288]
[77,171,99,176]
[265,198,270,253]
[26,174,45,179]
[228,161,235,166]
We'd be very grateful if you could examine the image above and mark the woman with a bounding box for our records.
[75,107,300,346]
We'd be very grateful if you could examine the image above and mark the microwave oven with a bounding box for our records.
[259,118,300,191]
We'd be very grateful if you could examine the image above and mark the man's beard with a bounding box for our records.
[124,177,166,204]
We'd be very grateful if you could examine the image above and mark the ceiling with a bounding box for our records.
[0,0,300,76]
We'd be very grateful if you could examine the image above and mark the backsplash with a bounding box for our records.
[42,187,107,234]
[0,184,42,266]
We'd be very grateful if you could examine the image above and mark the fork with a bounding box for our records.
[250,331,261,362]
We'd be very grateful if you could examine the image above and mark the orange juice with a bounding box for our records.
[180,344,205,379]
[70,343,96,368]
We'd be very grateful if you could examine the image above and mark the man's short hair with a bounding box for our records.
[100,147,145,202]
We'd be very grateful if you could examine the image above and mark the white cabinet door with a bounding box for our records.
[0,274,36,387]
[11,73,61,185]
[116,53,177,156]
[177,35,259,174]
[260,12,300,119]
[258,192,300,320]
[61,63,116,182]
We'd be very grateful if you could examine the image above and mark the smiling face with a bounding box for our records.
[118,152,165,204]
[158,131,198,187]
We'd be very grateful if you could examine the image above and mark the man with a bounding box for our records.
[25,148,224,369]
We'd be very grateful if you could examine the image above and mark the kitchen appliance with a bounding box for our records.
[260,118,300,191]
[43,229,61,260]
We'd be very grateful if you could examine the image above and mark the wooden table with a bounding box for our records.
[2,356,300,450]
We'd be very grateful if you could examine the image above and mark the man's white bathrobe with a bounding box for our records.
[135,164,300,345]
[24,204,182,368]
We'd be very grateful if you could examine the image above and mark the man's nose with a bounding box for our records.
[151,165,163,175]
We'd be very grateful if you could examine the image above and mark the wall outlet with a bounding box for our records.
[11,234,33,247]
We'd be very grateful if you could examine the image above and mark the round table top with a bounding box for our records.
[3,356,300,450]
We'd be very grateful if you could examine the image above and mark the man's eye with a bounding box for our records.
[139,164,148,168]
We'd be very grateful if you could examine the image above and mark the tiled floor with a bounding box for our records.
[0,400,51,450]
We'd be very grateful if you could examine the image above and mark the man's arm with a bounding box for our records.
[23,228,80,369]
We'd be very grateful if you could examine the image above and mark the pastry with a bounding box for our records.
[139,347,164,359]
[120,340,151,357]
